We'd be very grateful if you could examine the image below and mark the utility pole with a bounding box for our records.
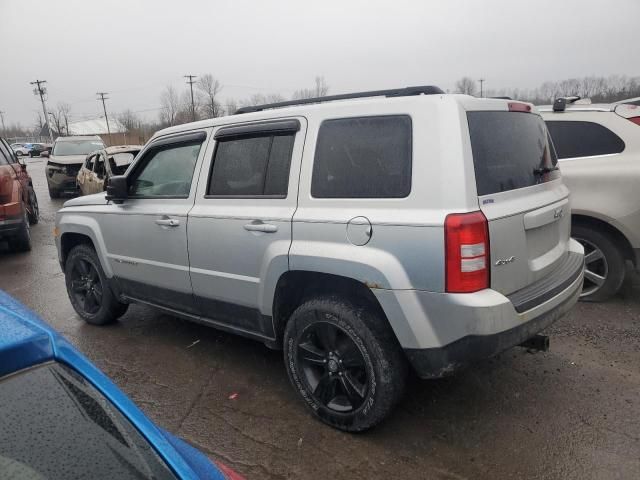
[30,80,54,143]
[184,75,197,122]
[0,111,5,133]
[96,92,112,140]
[479,78,485,98]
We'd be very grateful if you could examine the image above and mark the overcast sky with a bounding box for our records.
[1,0,639,127]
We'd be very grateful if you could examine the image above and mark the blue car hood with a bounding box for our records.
[0,290,225,480]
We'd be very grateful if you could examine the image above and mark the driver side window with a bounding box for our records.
[129,140,202,198]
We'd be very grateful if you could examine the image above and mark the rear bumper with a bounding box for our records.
[404,273,582,378]
[374,239,584,378]
[0,217,24,238]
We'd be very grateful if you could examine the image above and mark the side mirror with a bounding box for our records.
[105,175,128,203]
[41,151,50,158]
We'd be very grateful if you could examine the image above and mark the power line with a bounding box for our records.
[96,92,111,136]
[30,79,54,143]
[184,75,197,122]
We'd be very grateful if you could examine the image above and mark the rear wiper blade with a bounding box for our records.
[533,166,559,175]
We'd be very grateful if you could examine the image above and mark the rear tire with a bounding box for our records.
[65,244,129,325]
[283,295,407,432]
[573,224,625,302]
[48,184,60,199]
[27,186,39,224]
[8,210,31,252]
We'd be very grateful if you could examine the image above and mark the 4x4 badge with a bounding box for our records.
[495,256,515,266]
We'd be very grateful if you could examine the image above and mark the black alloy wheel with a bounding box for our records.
[297,320,369,412]
[69,257,104,315]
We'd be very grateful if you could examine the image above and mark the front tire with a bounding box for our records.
[573,224,626,302]
[284,296,407,432]
[65,244,128,325]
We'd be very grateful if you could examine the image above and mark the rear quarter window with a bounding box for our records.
[311,115,412,198]
[545,120,625,159]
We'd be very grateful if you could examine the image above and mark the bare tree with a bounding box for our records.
[225,99,239,115]
[159,85,180,126]
[197,74,224,118]
[455,77,477,96]
[240,93,286,107]
[292,75,330,100]
[48,103,71,136]
[33,112,44,134]
[118,109,139,131]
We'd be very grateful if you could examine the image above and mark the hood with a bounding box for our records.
[48,154,87,165]
[63,192,108,207]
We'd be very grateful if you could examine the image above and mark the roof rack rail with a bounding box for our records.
[552,95,581,112]
[489,96,512,100]
[234,85,445,114]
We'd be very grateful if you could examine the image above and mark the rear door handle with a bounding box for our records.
[155,218,180,227]
[244,223,278,233]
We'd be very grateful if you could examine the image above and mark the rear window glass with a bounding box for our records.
[545,120,625,159]
[53,140,105,156]
[311,115,412,198]
[467,111,559,196]
[0,363,175,479]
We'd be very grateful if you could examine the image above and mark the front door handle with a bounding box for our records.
[244,222,278,233]
[155,217,180,227]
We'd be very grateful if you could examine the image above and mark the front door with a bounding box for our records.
[99,130,209,316]
[188,118,306,339]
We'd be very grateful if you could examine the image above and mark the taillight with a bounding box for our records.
[445,211,490,293]
[628,116,640,126]
[215,460,246,480]
[508,102,532,113]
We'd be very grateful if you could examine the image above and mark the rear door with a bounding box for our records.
[466,106,570,295]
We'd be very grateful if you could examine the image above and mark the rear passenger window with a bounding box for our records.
[545,121,625,159]
[311,116,412,198]
[208,133,295,197]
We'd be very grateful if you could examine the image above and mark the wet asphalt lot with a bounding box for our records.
[1,157,639,479]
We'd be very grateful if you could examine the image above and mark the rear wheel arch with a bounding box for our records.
[272,271,394,343]
[572,214,635,266]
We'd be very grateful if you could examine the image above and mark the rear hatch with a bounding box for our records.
[466,103,571,296]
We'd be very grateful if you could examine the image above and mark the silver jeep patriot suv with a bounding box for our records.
[55,86,584,431]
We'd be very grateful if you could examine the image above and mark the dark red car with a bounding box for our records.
[0,137,39,252]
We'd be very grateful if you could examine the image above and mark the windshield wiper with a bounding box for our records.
[533,166,559,176]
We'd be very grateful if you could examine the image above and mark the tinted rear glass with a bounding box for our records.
[467,111,559,196]
[545,120,625,159]
[0,363,176,479]
[311,115,412,198]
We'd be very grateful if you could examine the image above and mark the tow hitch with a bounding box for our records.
[519,334,549,352]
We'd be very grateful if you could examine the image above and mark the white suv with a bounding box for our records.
[56,87,584,431]
[540,98,640,301]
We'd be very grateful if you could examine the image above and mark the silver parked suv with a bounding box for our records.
[55,87,584,431]
[540,97,640,301]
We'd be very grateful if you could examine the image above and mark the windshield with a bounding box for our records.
[467,111,559,196]
[53,140,105,156]
[0,363,176,480]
